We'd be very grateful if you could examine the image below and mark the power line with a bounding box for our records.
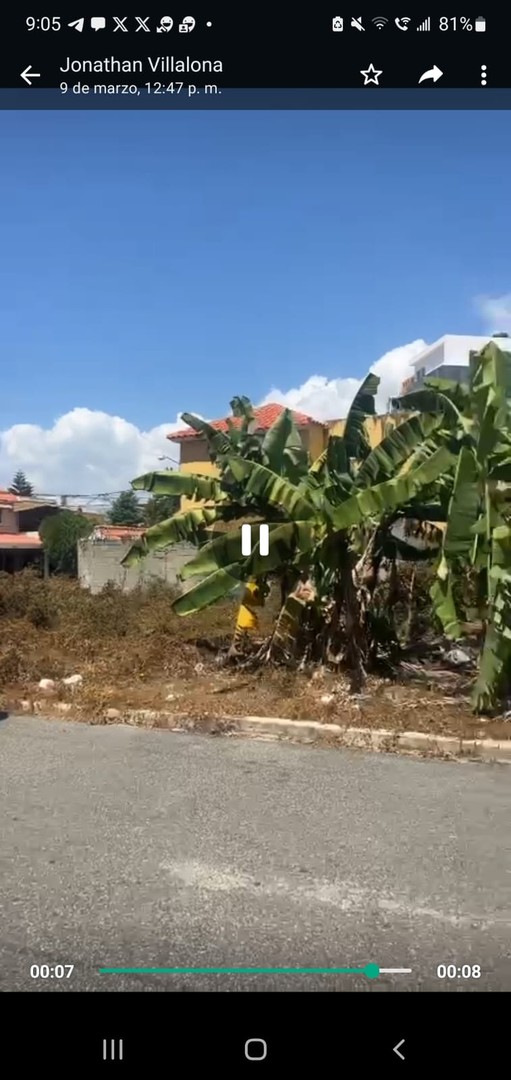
[34,491,126,500]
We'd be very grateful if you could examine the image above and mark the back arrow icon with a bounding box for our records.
[21,65,41,86]
[393,1038,405,1061]
[418,65,443,84]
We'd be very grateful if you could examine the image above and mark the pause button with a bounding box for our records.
[241,523,269,557]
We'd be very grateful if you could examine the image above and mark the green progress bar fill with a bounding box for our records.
[99,963,381,978]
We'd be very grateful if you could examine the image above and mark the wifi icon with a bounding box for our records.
[372,16,388,29]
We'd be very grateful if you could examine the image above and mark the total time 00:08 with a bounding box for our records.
[436,964,481,979]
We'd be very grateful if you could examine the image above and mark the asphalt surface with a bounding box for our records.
[1,713,510,992]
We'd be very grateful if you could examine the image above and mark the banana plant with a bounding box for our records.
[122,372,462,689]
[122,400,314,569]
[170,424,458,689]
[395,341,511,712]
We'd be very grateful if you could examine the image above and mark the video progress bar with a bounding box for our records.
[99,964,412,978]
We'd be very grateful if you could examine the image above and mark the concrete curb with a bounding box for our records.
[233,716,511,763]
[18,699,511,763]
[91,707,511,764]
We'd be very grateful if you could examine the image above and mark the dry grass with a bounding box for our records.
[0,569,508,742]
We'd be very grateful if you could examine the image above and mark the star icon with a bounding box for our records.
[360,63,382,86]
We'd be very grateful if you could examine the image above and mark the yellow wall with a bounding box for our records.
[326,413,400,448]
[175,415,399,509]
[179,459,219,512]
[306,422,327,461]
[175,422,327,510]
[180,460,218,478]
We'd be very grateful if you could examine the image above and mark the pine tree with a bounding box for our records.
[143,494,180,527]
[9,470,34,497]
[107,490,144,526]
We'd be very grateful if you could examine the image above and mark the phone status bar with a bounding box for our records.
[331,15,486,33]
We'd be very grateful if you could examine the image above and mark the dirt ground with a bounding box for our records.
[0,571,509,741]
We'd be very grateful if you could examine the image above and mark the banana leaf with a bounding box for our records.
[430,572,462,639]
[356,413,443,488]
[230,394,253,415]
[423,377,470,409]
[131,470,225,501]
[227,457,318,520]
[442,446,480,559]
[343,372,380,460]
[471,343,511,462]
[182,519,317,581]
[259,408,309,481]
[243,520,318,577]
[330,445,456,531]
[179,412,232,456]
[488,450,511,482]
[308,447,327,476]
[472,621,511,713]
[391,387,463,427]
[172,564,245,616]
[261,408,293,468]
[121,507,218,567]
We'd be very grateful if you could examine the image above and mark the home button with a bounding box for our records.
[245,1038,267,1061]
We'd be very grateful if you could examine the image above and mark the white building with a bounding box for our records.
[398,333,511,396]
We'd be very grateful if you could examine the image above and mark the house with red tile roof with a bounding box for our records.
[168,402,327,510]
[0,490,61,572]
[170,402,324,443]
[88,525,146,543]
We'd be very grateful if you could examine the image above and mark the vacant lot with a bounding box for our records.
[0,570,509,740]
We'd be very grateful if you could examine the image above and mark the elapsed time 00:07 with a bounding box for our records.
[437,964,481,979]
[30,964,74,979]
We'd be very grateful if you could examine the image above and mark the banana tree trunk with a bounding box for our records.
[331,555,370,693]
[403,566,416,646]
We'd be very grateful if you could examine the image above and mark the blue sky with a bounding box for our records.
[0,109,510,493]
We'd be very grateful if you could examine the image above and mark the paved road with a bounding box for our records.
[1,714,510,992]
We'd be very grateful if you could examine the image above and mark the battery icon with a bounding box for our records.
[475,16,486,32]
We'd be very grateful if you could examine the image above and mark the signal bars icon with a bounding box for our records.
[241,523,270,557]
[417,17,431,31]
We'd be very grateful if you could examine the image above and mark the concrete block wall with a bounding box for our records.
[77,539,195,594]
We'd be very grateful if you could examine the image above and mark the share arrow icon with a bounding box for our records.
[418,65,443,84]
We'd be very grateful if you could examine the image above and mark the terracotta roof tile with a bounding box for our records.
[0,490,57,510]
[0,533,42,548]
[91,525,146,542]
[169,402,322,442]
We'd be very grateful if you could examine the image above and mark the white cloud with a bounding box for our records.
[260,339,428,420]
[0,409,184,500]
[475,293,511,334]
[0,340,427,497]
